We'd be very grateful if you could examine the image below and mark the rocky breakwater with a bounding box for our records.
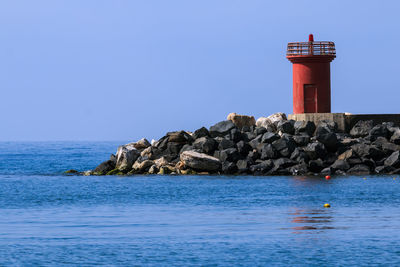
[83,112,400,176]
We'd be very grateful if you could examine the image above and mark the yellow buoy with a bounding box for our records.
[324,203,331,208]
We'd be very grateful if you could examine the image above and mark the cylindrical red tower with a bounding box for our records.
[287,34,336,114]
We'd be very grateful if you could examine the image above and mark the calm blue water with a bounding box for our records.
[1,142,400,266]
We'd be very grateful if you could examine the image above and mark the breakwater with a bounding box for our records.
[78,112,400,176]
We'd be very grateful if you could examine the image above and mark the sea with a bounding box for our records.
[1,141,400,266]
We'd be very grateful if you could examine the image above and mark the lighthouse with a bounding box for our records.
[287,34,336,114]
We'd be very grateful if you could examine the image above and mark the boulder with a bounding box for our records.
[193,137,218,154]
[132,160,154,173]
[351,143,384,160]
[221,161,238,174]
[167,131,193,144]
[192,127,210,139]
[248,150,260,161]
[115,143,141,171]
[180,151,221,171]
[148,165,159,174]
[384,151,400,168]
[243,131,257,142]
[289,163,309,175]
[268,112,287,123]
[390,129,400,144]
[317,120,338,132]
[249,135,263,149]
[272,137,296,157]
[255,117,273,128]
[338,149,357,160]
[255,112,286,129]
[304,142,327,160]
[133,138,151,150]
[375,165,395,174]
[308,159,325,173]
[277,120,295,135]
[261,132,280,144]
[214,148,241,162]
[209,120,236,137]
[350,120,373,137]
[229,128,243,142]
[293,135,310,146]
[369,124,389,141]
[331,159,350,171]
[259,143,279,160]
[227,113,256,129]
[294,121,316,136]
[236,159,250,173]
[290,148,308,163]
[347,164,371,175]
[249,160,273,174]
[236,140,252,156]
[93,160,116,175]
[254,127,268,136]
[273,158,296,169]
[218,139,235,150]
[166,142,184,156]
[315,124,338,151]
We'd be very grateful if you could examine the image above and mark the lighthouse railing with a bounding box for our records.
[286,41,336,56]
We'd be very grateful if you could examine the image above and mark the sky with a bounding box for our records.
[1,0,400,141]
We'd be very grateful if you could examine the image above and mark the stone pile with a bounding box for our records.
[85,112,400,176]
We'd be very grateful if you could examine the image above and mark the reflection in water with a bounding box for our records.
[289,208,335,233]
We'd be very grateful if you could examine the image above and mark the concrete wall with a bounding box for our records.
[288,113,400,133]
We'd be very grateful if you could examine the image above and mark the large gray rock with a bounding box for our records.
[277,120,295,135]
[304,142,327,160]
[390,129,400,144]
[261,132,280,143]
[331,159,350,171]
[249,160,273,174]
[384,151,400,168]
[350,120,373,137]
[133,138,151,150]
[209,120,236,137]
[214,148,241,162]
[259,143,278,160]
[192,127,210,139]
[369,124,389,141]
[351,143,384,160]
[180,151,221,171]
[193,137,218,154]
[167,131,193,144]
[347,164,371,175]
[315,124,338,151]
[272,137,296,157]
[93,159,116,175]
[116,143,141,171]
[294,121,316,136]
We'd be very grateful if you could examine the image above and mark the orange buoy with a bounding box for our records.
[325,175,331,180]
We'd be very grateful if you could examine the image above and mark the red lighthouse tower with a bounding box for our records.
[287,34,336,114]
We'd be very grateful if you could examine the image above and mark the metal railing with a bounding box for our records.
[287,41,336,56]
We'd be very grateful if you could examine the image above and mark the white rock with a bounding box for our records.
[267,112,287,123]
[256,117,272,128]
[115,143,140,171]
[256,112,287,128]
[180,151,221,171]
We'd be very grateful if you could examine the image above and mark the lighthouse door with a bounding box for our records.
[304,84,317,113]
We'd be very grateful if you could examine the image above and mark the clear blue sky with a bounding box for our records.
[1,0,399,141]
